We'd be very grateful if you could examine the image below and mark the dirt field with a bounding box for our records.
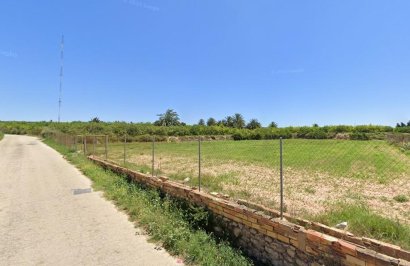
[123,154,410,224]
[103,139,410,225]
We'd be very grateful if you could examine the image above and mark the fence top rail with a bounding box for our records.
[72,134,107,137]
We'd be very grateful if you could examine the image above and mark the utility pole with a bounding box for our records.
[58,34,64,123]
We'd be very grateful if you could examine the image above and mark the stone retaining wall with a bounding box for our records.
[88,156,410,266]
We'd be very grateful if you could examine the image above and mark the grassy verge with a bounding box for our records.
[44,138,252,266]
[312,203,410,250]
[0,132,3,141]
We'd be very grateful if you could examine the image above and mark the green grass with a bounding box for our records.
[304,186,316,194]
[44,138,252,266]
[312,203,410,250]
[0,132,4,141]
[107,139,409,183]
[393,194,409,203]
[83,138,410,250]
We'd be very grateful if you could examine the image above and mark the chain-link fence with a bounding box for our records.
[50,132,410,222]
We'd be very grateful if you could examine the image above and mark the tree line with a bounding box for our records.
[153,109,277,129]
[0,109,408,141]
[396,121,410,128]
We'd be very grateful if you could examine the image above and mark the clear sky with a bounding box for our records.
[0,0,409,126]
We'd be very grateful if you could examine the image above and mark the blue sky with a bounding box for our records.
[0,0,409,126]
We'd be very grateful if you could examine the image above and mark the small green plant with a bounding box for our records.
[231,189,252,199]
[393,195,409,203]
[345,191,363,201]
[304,186,316,194]
[380,196,388,202]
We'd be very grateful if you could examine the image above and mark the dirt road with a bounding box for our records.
[0,135,181,265]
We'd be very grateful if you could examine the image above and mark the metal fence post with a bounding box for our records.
[198,136,202,191]
[105,135,108,160]
[93,136,96,156]
[123,135,127,166]
[280,137,284,220]
[84,136,87,155]
[152,136,155,177]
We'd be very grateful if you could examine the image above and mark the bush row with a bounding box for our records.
[0,121,403,141]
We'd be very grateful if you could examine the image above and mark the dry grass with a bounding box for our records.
[98,139,410,248]
[109,151,410,225]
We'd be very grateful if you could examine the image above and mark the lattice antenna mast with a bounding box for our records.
[58,34,64,123]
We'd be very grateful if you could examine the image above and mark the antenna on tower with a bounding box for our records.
[58,34,64,123]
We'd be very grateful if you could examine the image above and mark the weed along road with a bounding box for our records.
[0,135,181,265]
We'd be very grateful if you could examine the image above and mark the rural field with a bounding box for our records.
[97,138,410,228]
[4,1,410,264]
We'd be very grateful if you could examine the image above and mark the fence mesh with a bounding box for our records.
[50,132,410,222]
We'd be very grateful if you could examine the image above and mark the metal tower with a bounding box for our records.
[58,35,64,122]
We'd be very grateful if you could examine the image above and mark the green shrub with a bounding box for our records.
[306,129,328,139]
[395,127,410,133]
[0,121,396,141]
[232,132,246,141]
[249,132,262,140]
[350,132,369,140]
[40,127,59,138]
[393,195,409,203]
[135,134,155,142]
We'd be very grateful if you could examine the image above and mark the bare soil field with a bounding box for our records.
[123,153,410,224]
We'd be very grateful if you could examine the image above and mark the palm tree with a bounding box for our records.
[233,113,245,129]
[207,118,217,126]
[154,109,181,126]
[90,117,101,123]
[246,119,262,130]
[225,116,234,127]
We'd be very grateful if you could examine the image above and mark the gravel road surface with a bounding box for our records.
[0,135,182,266]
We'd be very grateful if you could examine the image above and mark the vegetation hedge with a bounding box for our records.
[0,121,404,141]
